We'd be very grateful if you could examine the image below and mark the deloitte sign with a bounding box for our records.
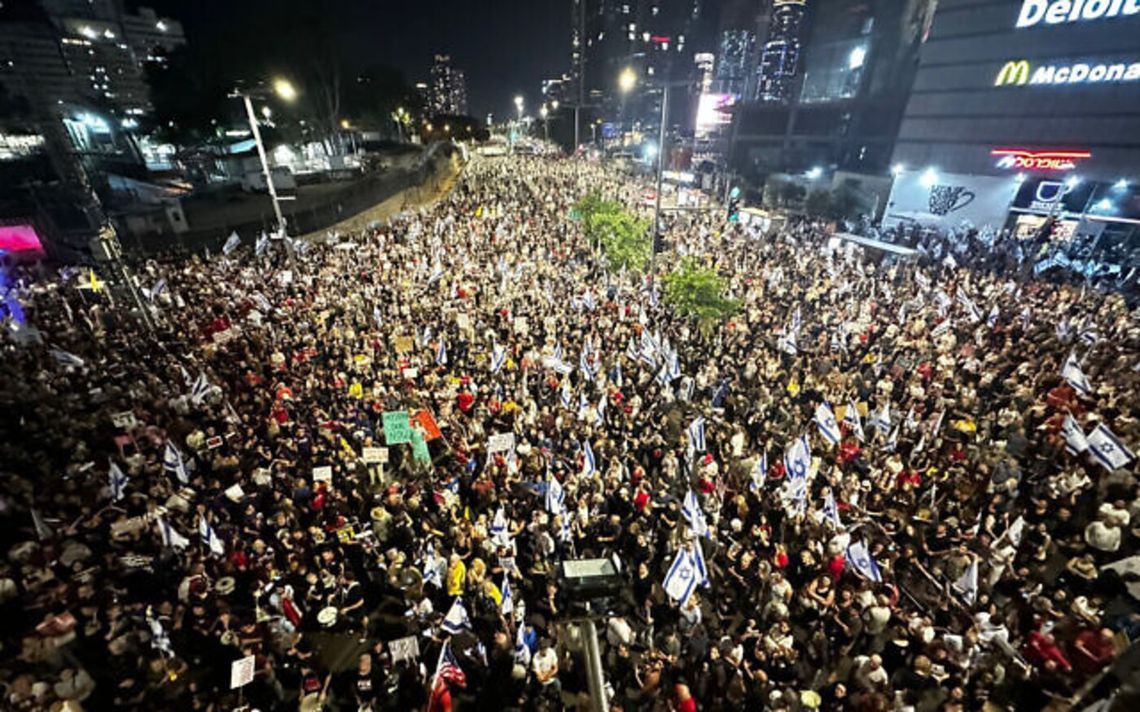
[1016,0,1140,28]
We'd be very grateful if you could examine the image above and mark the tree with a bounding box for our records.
[663,258,740,333]
[572,191,622,225]
[590,209,652,272]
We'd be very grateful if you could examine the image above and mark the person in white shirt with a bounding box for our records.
[532,638,561,698]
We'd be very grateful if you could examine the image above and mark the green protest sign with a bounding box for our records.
[412,432,431,463]
[383,411,412,445]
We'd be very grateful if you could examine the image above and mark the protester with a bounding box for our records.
[0,153,1136,712]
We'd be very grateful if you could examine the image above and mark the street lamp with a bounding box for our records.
[618,67,637,94]
[514,95,524,120]
[618,67,672,275]
[232,77,298,240]
[540,105,549,142]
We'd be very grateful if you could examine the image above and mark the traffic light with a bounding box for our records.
[727,186,741,222]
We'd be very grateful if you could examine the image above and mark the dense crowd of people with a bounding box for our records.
[1,153,1138,712]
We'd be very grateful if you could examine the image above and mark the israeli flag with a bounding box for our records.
[546,475,565,514]
[1062,414,1089,455]
[814,402,841,446]
[777,329,798,356]
[108,461,128,502]
[931,318,952,338]
[884,425,900,453]
[1061,351,1092,396]
[442,597,472,634]
[655,361,672,387]
[163,442,190,485]
[490,344,507,373]
[422,544,443,587]
[1056,317,1072,342]
[49,349,85,369]
[157,517,190,550]
[663,548,700,604]
[577,391,592,421]
[986,304,1000,328]
[783,435,811,483]
[790,306,803,333]
[514,621,531,666]
[373,305,383,327]
[553,343,563,362]
[222,231,241,255]
[255,232,270,257]
[582,291,596,311]
[582,440,597,477]
[147,279,167,302]
[1086,423,1136,472]
[612,362,623,389]
[934,289,951,316]
[579,348,596,381]
[198,515,225,557]
[687,416,706,453]
[1079,325,1099,347]
[490,507,507,538]
[626,337,639,362]
[667,352,682,382]
[649,285,659,308]
[681,490,709,539]
[436,339,448,366]
[595,393,607,426]
[750,452,767,492]
[500,574,513,616]
[915,270,930,291]
[638,343,658,369]
[190,372,211,405]
[952,559,978,604]
[691,540,710,587]
[830,330,844,353]
[427,261,445,286]
[871,402,891,434]
[844,401,865,441]
[147,607,174,656]
[560,381,573,409]
[822,491,842,529]
[641,330,659,357]
[846,540,882,582]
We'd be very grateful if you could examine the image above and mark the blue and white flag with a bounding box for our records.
[749,452,767,492]
[1086,423,1135,472]
[108,461,128,502]
[422,544,444,587]
[846,540,882,583]
[147,279,167,302]
[1079,325,1099,347]
[931,318,952,338]
[372,305,383,328]
[156,517,190,550]
[986,304,1000,328]
[648,285,659,308]
[579,348,596,381]
[687,416,706,453]
[146,607,174,657]
[814,402,841,446]
[595,393,607,426]
[871,402,891,434]
[783,435,811,483]
[667,352,682,382]
[513,621,531,666]
[691,540,710,588]
[952,559,978,604]
[844,401,865,441]
[790,306,803,333]
[560,380,573,409]
[611,362,623,389]
[490,507,507,538]
[442,597,472,634]
[681,490,709,539]
[577,391,592,421]
[1062,414,1089,455]
[822,491,842,529]
[190,372,211,405]
[777,329,798,356]
[542,473,560,512]
[436,339,448,366]
[49,349,85,369]
[626,337,639,362]
[255,232,270,257]
[582,440,597,477]
[500,574,513,616]
[663,547,700,604]
[490,344,507,373]
[222,231,241,255]
[427,261,445,286]
[582,291,596,311]
[163,442,190,485]
[1061,351,1092,396]
[198,515,225,557]
[884,425,900,453]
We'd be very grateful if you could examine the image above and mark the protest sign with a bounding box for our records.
[412,409,443,441]
[488,432,516,454]
[394,336,414,354]
[412,432,431,463]
[230,655,256,689]
[389,635,420,664]
[362,447,389,464]
[383,411,413,444]
[111,411,138,429]
[312,466,333,483]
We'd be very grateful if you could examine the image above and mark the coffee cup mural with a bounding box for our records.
[928,185,976,216]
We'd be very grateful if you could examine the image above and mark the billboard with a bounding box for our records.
[882,171,1020,231]
[695,93,736,137]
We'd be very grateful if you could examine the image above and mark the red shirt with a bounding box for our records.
[457,392,476,414]
[676,698,696,712]
[634,489,651,513]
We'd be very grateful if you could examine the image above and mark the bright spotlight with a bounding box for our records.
[920,168,938,188]
[891,163,904,176]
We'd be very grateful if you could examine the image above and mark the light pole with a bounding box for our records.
[232,78,298,239]
[513,95,524,151]
[620,68,670,273]
[540,105,549,142]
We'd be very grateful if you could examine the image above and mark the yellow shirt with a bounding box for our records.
[447,562,466,597]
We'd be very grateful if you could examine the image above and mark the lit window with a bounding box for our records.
[156,20,168,32]
[648,67,655,76]
[629,23,636,31]
[662,42,668,50]
[622,4,629,12]
[643,32,650,42]
[652,5,659,15]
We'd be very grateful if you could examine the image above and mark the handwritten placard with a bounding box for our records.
[487,432,516,454]
[362,447,389,464]
[383,411,413,445]
[312,466,333,483]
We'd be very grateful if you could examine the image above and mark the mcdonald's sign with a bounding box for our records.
[995,60,1031,86]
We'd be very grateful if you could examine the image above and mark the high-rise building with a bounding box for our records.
[714,29,755,96]
[757,0,807,103]
[429,54,468,115]
[0,3,185,117]
[694,52,715,92]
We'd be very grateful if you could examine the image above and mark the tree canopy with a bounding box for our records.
[663,257,740,332]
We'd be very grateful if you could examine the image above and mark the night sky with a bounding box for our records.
[141,0,569,120]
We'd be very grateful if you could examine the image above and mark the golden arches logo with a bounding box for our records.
[995,60,1031,86]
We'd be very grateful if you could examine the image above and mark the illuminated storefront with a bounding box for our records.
[888,0,1140,236]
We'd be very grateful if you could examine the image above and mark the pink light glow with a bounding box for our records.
[0,224,45,253]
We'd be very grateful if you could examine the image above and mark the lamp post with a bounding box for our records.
[513,95,524,152]
[619,68,670,274]
[540,105,549,142]
[232,78,298,239]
